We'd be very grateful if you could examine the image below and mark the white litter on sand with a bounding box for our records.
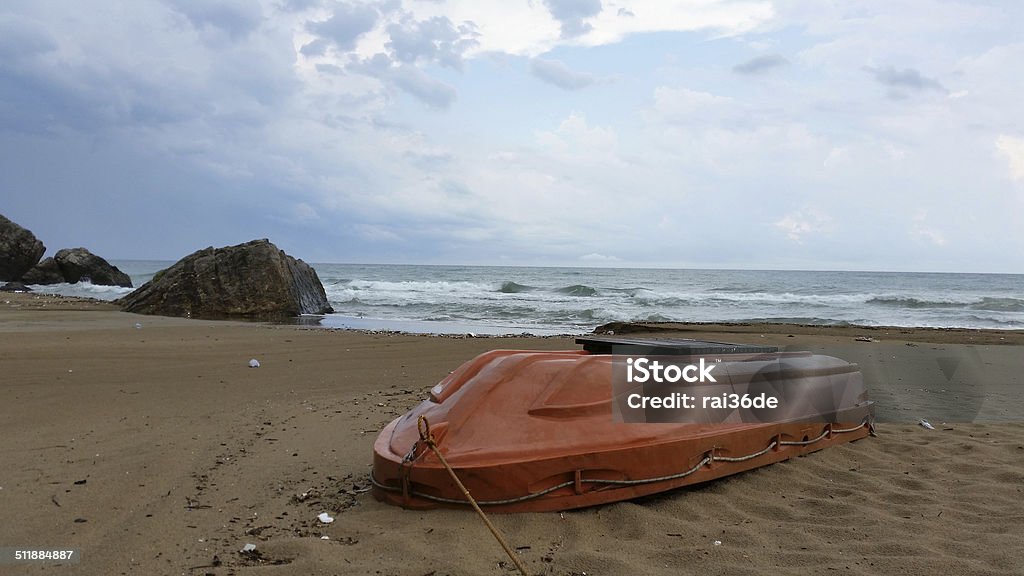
[241,543,256,552]
[248,359,260,368]
[318,512,334,524]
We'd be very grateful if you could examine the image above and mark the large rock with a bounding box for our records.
[0,214,46,281]
[117,239,333,319]
[21,257,64,285]
[0,281,31,292]
[54,248,133,287]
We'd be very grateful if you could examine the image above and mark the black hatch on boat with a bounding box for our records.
[576,336,778,355]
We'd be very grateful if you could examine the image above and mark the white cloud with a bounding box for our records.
[581,1,774,47]
[534,113,618,161]
[2,0,1024,270]
[995,135,1024,182]
[823,146,848,168]
[384,1,559,57]
[650,87,735,124]
[911,225,946,247]
[580,252,620,262]
[357,0,774,58]
[910,211,946,246]
[774,208,833,242]
[884,143,907,160]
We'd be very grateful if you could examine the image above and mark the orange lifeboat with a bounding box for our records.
[372,337,874,513]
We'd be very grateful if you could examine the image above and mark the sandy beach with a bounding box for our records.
[1,293,1022,575]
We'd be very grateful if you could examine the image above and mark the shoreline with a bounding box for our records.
[2,292,1022,574]
[594,320,1024,345]
[6,292,1023,342]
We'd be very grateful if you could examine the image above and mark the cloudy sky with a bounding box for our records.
[2,0,1023,272]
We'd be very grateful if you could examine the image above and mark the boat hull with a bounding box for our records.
[371,340,873,513]
[372,418,871,512]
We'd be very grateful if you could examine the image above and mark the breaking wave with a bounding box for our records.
[27,281,134,301]
[33,262,1021,333]
[868,296,1024,312]
[555,284,598,297]
[499,281,536,293]
[310,267,1024,332]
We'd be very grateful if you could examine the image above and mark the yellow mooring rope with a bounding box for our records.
[417,416,529,576]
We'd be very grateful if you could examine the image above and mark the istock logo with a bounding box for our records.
[612,351,873,426]
[625,357,716,383]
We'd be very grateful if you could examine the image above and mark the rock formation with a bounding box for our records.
[21,250,132,287]
[52,248,132,287]
[0,281,31,292]
[0,214,45,281]
[20,257,63,284]
[117,239,333,319]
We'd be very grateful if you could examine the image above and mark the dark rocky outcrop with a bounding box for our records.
[117,239,333,319]
[20,250,131,287]
[0,214,46,281]
[21,257,64,285]
[53,248,133,287]
[0,281,31,292]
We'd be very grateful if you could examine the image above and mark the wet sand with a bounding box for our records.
[1,293,1022,575]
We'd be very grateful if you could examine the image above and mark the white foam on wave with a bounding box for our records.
[311,265,1024,332]
[325,278,603,307]
[28,281,135,301]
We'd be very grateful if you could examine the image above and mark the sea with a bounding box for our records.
[27,262,1024,335]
